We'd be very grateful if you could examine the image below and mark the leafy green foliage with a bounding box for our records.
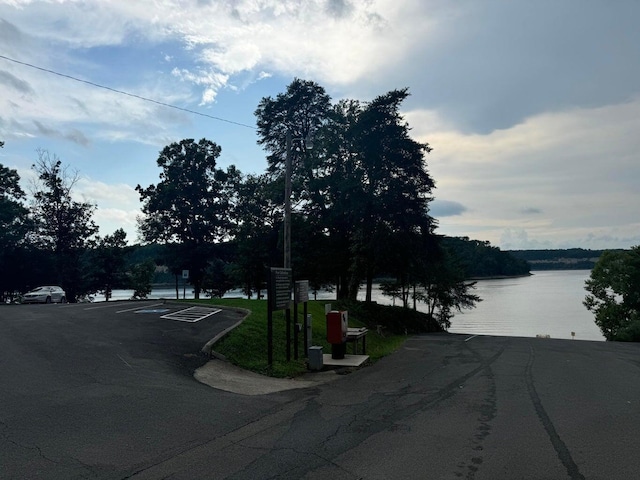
[509,248,605,270]
[442,237,530,278]
[84,228,129,300]
[226,173,280,298]
[136,138,240,298]
[584,246,640,341]
[29,150,98,301]
[255,81,436,302]
[129,260,156,299]
[0,161,34,301]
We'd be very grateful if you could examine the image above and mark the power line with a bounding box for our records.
[0,54,257,130]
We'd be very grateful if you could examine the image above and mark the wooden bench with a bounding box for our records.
[346,327,368,355]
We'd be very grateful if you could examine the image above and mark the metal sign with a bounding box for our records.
[182,270,189,279]
[294,280,309,304]
[270,268,292,311]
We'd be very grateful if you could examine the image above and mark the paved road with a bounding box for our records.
[2,303,640,479]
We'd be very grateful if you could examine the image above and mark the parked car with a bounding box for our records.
[21,286,67,304]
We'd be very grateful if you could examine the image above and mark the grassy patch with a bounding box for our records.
[192,298,437,377]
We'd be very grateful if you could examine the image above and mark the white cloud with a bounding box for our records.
[2,0,640,251]
[406,97,640,249]
[74,178,141,242]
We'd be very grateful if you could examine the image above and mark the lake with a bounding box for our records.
[352,270,604,341]
[441,270,604,341]
[98,270,604,342]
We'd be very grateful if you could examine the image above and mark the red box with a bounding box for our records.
[326,310,348,344]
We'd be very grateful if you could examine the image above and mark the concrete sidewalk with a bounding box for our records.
[194,359,342,395]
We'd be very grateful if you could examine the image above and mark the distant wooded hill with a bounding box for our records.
[440,237,531,278]
[507,248,614,270]
[124,242,615,283]
[124,236,534,284]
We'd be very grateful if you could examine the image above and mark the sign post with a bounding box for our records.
[294,280,310,359]
[182,270,189,300]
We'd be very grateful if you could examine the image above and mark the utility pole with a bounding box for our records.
[284,129,292,269]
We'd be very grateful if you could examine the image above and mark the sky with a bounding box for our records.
[1,0,639,250]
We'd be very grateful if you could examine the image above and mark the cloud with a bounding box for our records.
[406,96,640,249]
[325,0,355,19]
[2,0,639,251]
[500,229,553,251]
[431,199,467,217]
[32,121,90,146]
[171,67,229,104]
[75,178,139,210]
[0,18,26,49]
[520,207,542,215]
[0,70,34,95]
[93,207,140,242]
[72,178,141,242]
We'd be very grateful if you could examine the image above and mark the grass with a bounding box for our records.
[191,298,416,377]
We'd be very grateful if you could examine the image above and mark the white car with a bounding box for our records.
[22,286,67,304]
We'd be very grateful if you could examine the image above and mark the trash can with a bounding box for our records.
[308,346,323,371]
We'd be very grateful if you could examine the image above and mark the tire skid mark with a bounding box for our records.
[230,340,509,479]
[526,346,585,480]
[452,339,502,479]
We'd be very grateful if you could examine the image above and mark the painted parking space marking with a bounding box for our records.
[115,303,167,313]
[160,306,221,323]
[84,302,164,312]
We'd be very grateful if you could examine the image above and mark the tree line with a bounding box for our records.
[1,80,528,329]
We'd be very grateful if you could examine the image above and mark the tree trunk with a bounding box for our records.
[413,284,417,310]
[365,271,373,303]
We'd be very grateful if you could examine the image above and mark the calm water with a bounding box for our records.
[100,270,604,342]
[443,270,604,341]
[355,270,603,341]
[358,270,603,341]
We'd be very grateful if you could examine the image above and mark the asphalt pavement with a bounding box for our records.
[2,301,640,479]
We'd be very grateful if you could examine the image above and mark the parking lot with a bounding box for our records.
[0,300,275,480]
[3,301,640,479]
[1,299,245,379]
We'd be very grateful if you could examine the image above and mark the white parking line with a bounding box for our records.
[83,301,165,312]
[161,306,221,323]
[464,335,478,342]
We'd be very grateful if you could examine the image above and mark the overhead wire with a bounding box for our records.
[0,54,257,130]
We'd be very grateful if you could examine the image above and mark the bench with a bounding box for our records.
[346,327,368,355]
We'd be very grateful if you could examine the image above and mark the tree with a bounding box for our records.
[584,246,640,341]
[30,150,98,301]
[0,150,34,301]
[227,173,280,298]
[413,240,482,330]
[255,79,331,272]
[85,228,129,301]
[136,138,240,299]
[255,82,437,302]
[255,78,330,178]
[129,260,156,300]
[350,89,436,301]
